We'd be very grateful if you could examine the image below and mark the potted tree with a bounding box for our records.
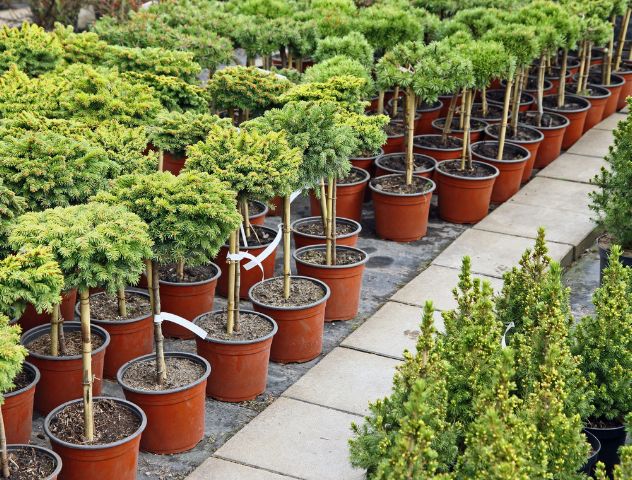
[313,32,374,68]
[0,313,62,480]
[97,170,239,453]
[185,124,300,401]
[573,246,632,476]
[10,203,151,479]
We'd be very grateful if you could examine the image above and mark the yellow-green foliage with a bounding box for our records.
[0,314,27,401]
[0,23,62,76]
[147,111,232,154]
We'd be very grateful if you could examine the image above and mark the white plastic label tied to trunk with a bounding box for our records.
[154,312,208,339]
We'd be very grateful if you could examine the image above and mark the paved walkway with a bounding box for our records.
[186,113,620,480]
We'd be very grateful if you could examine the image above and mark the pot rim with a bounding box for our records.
[291,216,362,240]
[116,351,211,395]
[369,173,437,197]
[502,77,554,91]
[484,124,544,144]
[386,98,443,112]
[584,71,626,87]
[413,134,463,152]
[431,117,488,133]
[565,83,612,99]
[375,152,437,175]
[351,147,384,161]
[435,159,500,180]
[44,396,147,450]
[21,322,111,361]
[596,233,632,257]
[158,261,221,287]
[248,199,270,219]
[222,225,278,250]
[471,140,531,164]
[471,101,508,120]
[5,361,40,399]
[7,444,63,479]
[518,111,571,130]
[334,166,371,187]
[74,288,152,325]
[248,275,331,311]
[584,421,626,433]
[543,94,591,113]
[293,245,369,269]
[583,430,602,460]
[487,89,535,105]
[192,309,278,345]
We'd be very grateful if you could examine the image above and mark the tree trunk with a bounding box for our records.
[377,90,385,115]
[405,89,416,185]
[391,86,400,118]
[442,95,458,143]
[176,258,185,282]
[117,286,127,318]
[242,199,251,240]
[320,179,331,265]
[79,289,94,442]
[497,76,513,161]
[511,68,524,133]
[283,195,291,299]
[0,406,9,478]
[459,88,467,129]
[50,303,60,357]
[615,9,631,71]
[558,49,568,108]
[326,176,335,266]
[145,259,154,314]
[331,179,337,265]
[226,230,238,335]
[150,261,167,385]
[583,43,593,92]
[576,40,587,94]
[280,46,287,68]
[158,149,164,172]
[460,90,473,171]
[481,86,488,116]
[536,53,546,126]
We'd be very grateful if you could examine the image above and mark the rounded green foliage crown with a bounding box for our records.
[451,37,516,88]
[281,75,368,113]
[92,171,241,266]
[147,111,232,154]
[314,32,374,68]
[303,56,374,98]
[185,125,302,201]
[0,313,27,400]
[482,24,540,68]
[0,246,64,319]
[0,23,62,77]
[355,3,424,54]
[8,203,153,294]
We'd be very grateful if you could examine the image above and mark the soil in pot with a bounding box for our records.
[375,153,436,178]
[248,200,268,226]
[518,111,569,168]
[471,103,506,124]
[121,356,205,391]
[26,331,104,356]
[471,142,528,203]
[435,160,499,223]
[90,291,150,321]
[543,94,590,150]
[309,167,369,222]
[487,89,534,111]
[566,84,611,132]
[370,175,435,242]
[292,217,360,248]
[485,124,543,183]
[250,277,329,363]
[159,262,221,338]
[413,134,463,161]
[194,311,275,401]
[431,117,487,142]
[5,445,60,480]
[4,363,39,444]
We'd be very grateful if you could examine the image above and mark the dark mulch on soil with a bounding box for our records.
[298,248,365,266]
[379,153,435,172]
[48,398,141,445]
[384,121,406,137]
[587,417,625,429]
[7,447,56,479]
[27,331,104,357]
[433,117,487,131]
[488,90,532,103]
[6,367,34,394]
[337,169,367,184]
[371,175,433,195]
[566,84,609,97]
[471,104,504,119]
[543,96,586,110]
[487,124,541,141]
[160,263,218,283]
[237,225,274,248]
[248,200,266,216]
[90,292,151,321]
[122,356,205,391]
[197,312,274,342]
[414,135,462,149]
[438,160,497,178]
[295,219,356,236]
[251,277,326,307]
[519,111,566,128]
[473,143,524,161]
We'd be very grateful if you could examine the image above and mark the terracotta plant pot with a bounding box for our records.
[6,444,62,480]
[518,111,570,168]
[435,160,499,223]
[291,217,361,249]
[249,276,330,363]
[309,167,370,222]
[484,124,543,183]
[216,226,278,300]
[375,153,436,179]
[438,93,462,117]
[248,200,269,226]
[45,397,146,479]
[543,94,590,150]
[565,84,611,133]
[21,322,109,415]
[369,174,436,242]
[430,117,488,143]
[162,151,186,176]
[501,77,554,96]
[615,62,632,110]
[382,126,405,154]
[75,289,153,379]
[580,430,601,475]
[117,352,210,454]
[267,196,283,217]
[413,134,463,161]
[470,102,508,125]
[159,263,221,339]
[471,141,529,203]
[584,423,627,477]
[18,289,77,333]
[194,310,277,402]
[487,89,535,112]
[386,98,443,135]
[293,246,368,321]
[579,71,625,119]
[350,148,383,177]
[4,361,39,444]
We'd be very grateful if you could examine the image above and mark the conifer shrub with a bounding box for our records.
[313,32,374,67]
[0,23,62,76]
[302,56,374,98]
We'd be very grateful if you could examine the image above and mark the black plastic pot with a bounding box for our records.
[580,429,602,475]
[597,234,632,283]
[584,423,627,477]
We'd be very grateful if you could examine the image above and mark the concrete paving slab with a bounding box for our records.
[215,397,364,480]
[567,128,613,158]
[432,229,573,278]
[594,112,626,131]
[536,153,606,184]
[283,347,400,415]
[341,302,443,360]
[508,177,595,215]
[187,458,293,480]
[475,202,597,256]
[391,264,504,310]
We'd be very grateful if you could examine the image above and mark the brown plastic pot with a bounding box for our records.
[309,167,370,222]
[518,111,570,168]
[21,322,110,415]
[267,196,283,216]
[543,94,591,150]
[291,217,361,248]
[216,226,278,299]
[293,246,368,321]
[435,160,499,224]
[18,289,77,333]
[382,127,405,154]
[501,77,554,96]
[4,362,39,444]
[564,84,610,133]
[369,174,436,242]
[159,263,221,339]
[599,74,625,119]
[438,94,462,117]
[615,63,632,110]
[375,153,436,179]
[484,124,543,183]
[248,200,269,226]
[7,445,62,480]
[430,117,487,143]
[45,397,145,479]
[386,98,443,135]
[249,277,330,363]
[194,310,277,402]
[471,141,529,204]
[162,151,186,176]
[350,148,383,177]
[74,290,153,379]
[470,102,508,125]
[413,134,463,161]
[487,89,535,112]
[117,352,209,453]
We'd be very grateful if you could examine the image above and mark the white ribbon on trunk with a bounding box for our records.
[154,312,208,339]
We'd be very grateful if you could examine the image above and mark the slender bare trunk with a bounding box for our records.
[158,149,164,172]
[280,46,287,68]
[558,49,568,108]
[242,199,251,240]
[460,90,471,171]
[377,90,385,114]
[442,95,458,143]
[583,43,593,92]
[481,86,488,116]
[391,86,400,118]
[320,180,331,264]
[603,16,615,84]
[117,287,127,318]
[176,259,185,282]
[459,89,466,129]
[331,180,337,266]
[50,303,60,356]
[405,89,416,185]
[79,289,94,442]
[576,40,587,94]
[536,53,546,125]
[283,196,291,299]
[145,259,154,313]
[287,50,293,69]
[149,261,166,385]
[0,407,9,478]
[226,230,238,335]
[511,68,524,134]
[497,76,513,161]
[615,9,631,71]
[326,176,335,266]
